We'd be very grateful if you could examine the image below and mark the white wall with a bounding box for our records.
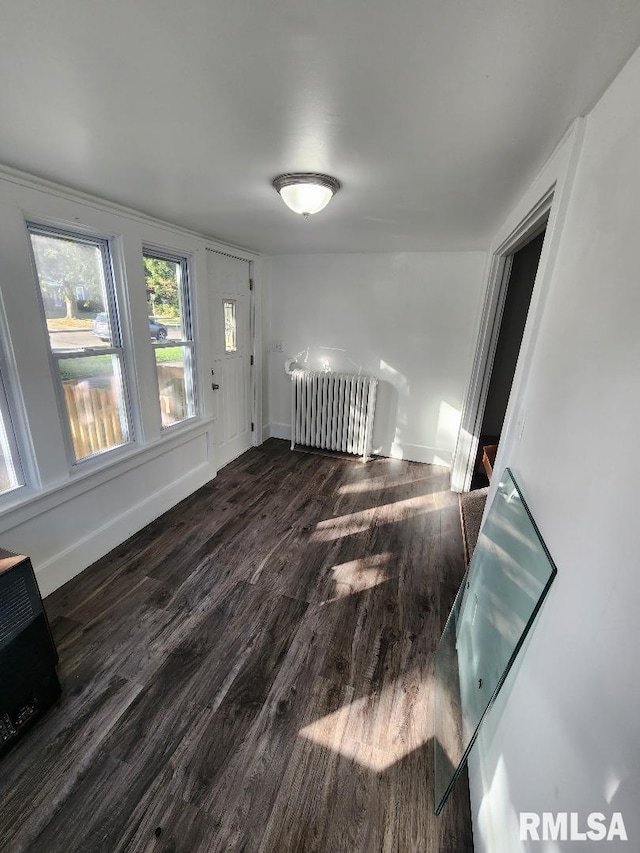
[0,169,258,597]
[469,46,640,852]
[265,252,486,465]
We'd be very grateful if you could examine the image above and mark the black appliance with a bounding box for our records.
[0,548,60,757]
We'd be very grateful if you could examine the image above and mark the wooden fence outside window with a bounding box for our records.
[63,365,188,460]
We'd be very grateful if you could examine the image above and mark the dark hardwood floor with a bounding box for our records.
[0,439,474,853]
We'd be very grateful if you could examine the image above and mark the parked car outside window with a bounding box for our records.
[92,312,110,341]
[92,313,168,342]
[148,319,168,341]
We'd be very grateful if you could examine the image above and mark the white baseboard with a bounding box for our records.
[262,422,451,466]
[36,462,214,598]
[373,440,452,467]
[263,423,292,441]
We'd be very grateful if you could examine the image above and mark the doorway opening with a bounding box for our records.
[471,226,546,490]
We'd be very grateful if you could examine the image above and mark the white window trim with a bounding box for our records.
[143,246,198,430]
[0,374,25,502]
[0,279,32,501]
[27,222,135,466]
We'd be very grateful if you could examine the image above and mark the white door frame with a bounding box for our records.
[248,257,263,447]
[451,118,586,492]
[205,246,263,452]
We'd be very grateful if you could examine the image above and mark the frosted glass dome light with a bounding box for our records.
[273,173,341,217]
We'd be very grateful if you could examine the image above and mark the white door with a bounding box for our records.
[207,250,253,469]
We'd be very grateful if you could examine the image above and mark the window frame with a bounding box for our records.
[0,368,25,500]
[27,222,134,467]
[0,290,29,501]
[143,246,198,430]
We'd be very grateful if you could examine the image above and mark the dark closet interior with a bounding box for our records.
[471,228,546,489]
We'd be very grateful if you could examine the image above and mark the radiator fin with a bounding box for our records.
[291,369,377,461]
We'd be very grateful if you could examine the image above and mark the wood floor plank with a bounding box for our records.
[0,439,473,853]
[165,593,308,811]
[0,677,142,852]
[119,766,208,853]
[257,676,357,853]
[197,636,327,851]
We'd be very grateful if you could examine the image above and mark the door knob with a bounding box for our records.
[212,383,220,390]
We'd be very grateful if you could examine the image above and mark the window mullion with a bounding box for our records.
[52,346,124,360]
[152,340,193,350]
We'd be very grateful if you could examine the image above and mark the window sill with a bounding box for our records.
[0,415,215,535]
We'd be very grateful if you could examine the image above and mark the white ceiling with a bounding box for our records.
[1,0,640,254]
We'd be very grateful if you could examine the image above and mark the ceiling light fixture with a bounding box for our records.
[272,173,341,217]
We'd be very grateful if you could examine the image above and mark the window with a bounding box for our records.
[28,226,131,462]
[0,378,23,497]
[223,299,237,353]
[143,249,196,428]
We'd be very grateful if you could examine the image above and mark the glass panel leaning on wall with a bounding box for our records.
[28,225,131,462]
[433,468,558,814]
[143,249,196,428]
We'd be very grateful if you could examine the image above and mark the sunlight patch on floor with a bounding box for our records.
[311,494,442,542]
[299,670,432,772]
[338,473,440,495]
[322,553,393,602]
